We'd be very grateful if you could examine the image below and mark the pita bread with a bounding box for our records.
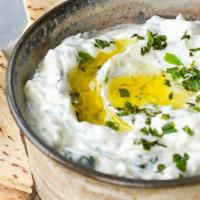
[0,183,29,200]
[0,51,7,92]
[23,0,66,23]
[0,51,33,193]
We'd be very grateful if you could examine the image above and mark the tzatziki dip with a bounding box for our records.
[25,15,200,179]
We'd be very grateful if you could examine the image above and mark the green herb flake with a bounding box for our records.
[189,52,193,57]
[181,30,191,40]
[137,139,166,151]
[182,76,200,92]
[190,60,196,69]
[194,106,200,112]
[141,139,156,150]
[94,39,111,49]
[140,127,148,135]
[164,53,183,66]
[145,117,151,125]
[105,121,119,131]
[161,114,171,120]
[119,88,130,98]
[78,51,93,62]
[166,63,200,92]
[189,47,200,52]
[152,35,167,50]
[164,79,171,87]
[187,103,200,112]
[173,153,189,172]
[195,95,200,103]
[140,127,162,138]
[166,67,181,80]
[141,30,167,56]
[125,102,139,114]
[70,92,80,105]
[162,121,177,134]
[157,164,166,173]
[169,92,174,100]
[132,34,144,40]
[183,125,194,136]
[116,102,139,116]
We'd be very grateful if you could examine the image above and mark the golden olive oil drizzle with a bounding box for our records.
[69,39,136,129]
[108,74,191,109]
[68,38,192,132]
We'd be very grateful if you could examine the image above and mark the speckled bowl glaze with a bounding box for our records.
[7,0,200,199]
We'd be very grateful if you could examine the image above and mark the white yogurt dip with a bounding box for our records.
[25,15,200,179]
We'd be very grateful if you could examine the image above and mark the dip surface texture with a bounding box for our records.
[25,15,200,179]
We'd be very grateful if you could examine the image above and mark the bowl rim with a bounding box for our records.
[6,0,200,188]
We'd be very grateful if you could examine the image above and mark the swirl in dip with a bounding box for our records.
[25,15,200,179]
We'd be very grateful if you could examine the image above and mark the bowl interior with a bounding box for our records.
[7,0,200,188]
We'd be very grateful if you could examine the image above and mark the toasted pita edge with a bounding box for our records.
[0,51,33,193]
[23,0,65,23]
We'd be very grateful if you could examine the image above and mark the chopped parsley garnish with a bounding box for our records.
[94,39,111,49]
[132,34,144,40]
[105,121,119,131]
[78,155,96,169]
[141,30,153,55]
[193,106,200,112]
[140,127,162,138]
[164,53,183,66]
[119,88,130,97]
[164,79,171,87]
[194,106,200,112]
[152,35,167,50]
[166,67,181,80]
[166,61,200,92]
[78,51,93,71]
[78,51,93,62]
[173,153,189,172]
[141,139,157,150]
[162,121,177,134]
[196,95,200,103]
[134,139,166,151]
[143,109,161,117]
[187,102,200,112]
[181,30,191,40]
[189,52,193,57]
[116,102,161,118]
[183,125,194,136]
[189,47,200,52]
[125,102,139,114]
[116,101,139,116]
[70,92,80,105]
[168,92,173,100]
[145,117,151,125]
[141,30,167,56]
[190,60,196,68]
[182,76,200,92]
[161,114,171,120]
[157,164,166,173]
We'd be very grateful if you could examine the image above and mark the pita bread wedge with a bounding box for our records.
[23,0,66,23]
[0,51,7,92]
[0,183,29,200]
[0,51,33,193]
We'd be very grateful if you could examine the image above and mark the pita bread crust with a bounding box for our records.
[23,0,66,23]
[0,51,7,92]
[0,51,33,193]
[0,183,29,200]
